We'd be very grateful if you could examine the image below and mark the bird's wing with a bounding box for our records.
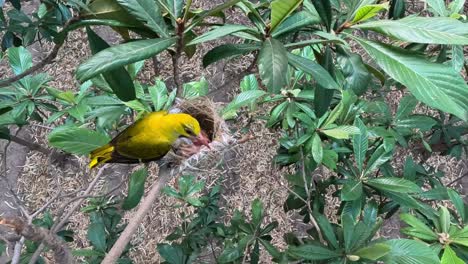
[110,110,169,145]
[111,111,172,160]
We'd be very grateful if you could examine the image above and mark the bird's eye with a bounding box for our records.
[184,126,194,135]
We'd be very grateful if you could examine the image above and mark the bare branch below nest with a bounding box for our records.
[0,217,74,264]
[102,136,254,264]
[27,165,108,264]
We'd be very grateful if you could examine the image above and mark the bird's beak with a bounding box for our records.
[191,131,211,149]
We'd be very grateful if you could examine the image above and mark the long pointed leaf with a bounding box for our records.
[86,27,136,101]
[258,38,288,93]
[77,37,176,81]
[270,0,303,32]
[116,0,169,37]
[353,118,367,173]
[355,17,468,45]
[354,37,468,121]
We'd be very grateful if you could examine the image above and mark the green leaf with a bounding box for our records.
[202,43,259,67]
[388,0,405,19]
[367,177,421,193]
[8,46,32,75]
[337,49,371,96]
[287,53,340,90]
[341,180,363,201]
[165,0,183,18]
[222,90,266,119]
[267,101,288,127]
[449,0,465,14]
[251,198,263,226]
[185,0,242,32]
[321,125,360,139]
[451,45,464,72]
[240,74,260,92]
[86,27,136,101]
[314,46,335,117]
[355,17,468,45]
[364,145,392,175]
[425,0,447,16]
[441,245,464,264]
[381,239,440,264]
[157,243,191,264]
[189,24,258,45]
[352,2,389,23]
[395,95,417,120]
[394,115,437,131]
[311,0,331,31]
[439,206,450,233]
[219,246,242,263]
[288,244,341,260]
[116,0,168,37]
[76,37,176,82]
[354,37,468,121]
[148,79,168,111]
[313,212,338,249]
[87,223,107,252]
[272,10,320,37]
[270,0,303,32]
[353,118,367,173]
[448,189,465,223]
[311,133,323,164]
[354,243,391,260]
[400,213,438,240]
[122,168,148,210]
[258,38,288,93]
[322,149,338,170]
[182,76,209,99]
[48,126,110,155]
[0,127,10,140]
[342,213,357,251]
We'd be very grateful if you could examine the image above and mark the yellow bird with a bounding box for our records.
[89,111,210,168]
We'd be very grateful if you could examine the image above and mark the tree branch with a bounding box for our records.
[102,135,254,263]
[0,217,74,264]
[0,17,78,88]
[172,18,185,97]
[102,165,174,264]
[8,134,80,168]
[0,43,63,88]
[27,165,107,264]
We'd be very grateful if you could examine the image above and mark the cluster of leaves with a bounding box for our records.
[1,0,468,263]
[159,175,280,264]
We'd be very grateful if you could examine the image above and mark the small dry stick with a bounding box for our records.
[27,165,108,264]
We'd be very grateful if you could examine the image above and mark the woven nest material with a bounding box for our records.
[162,97,234,170]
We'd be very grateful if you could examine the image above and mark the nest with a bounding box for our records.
[163,97,233,169]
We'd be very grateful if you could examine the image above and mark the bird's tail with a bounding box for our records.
[89,144,114,169]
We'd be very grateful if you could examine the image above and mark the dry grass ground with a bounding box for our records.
[1,0,467,263]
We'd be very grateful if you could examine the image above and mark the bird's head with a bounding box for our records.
[175,114,211,148]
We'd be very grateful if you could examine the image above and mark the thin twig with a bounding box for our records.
[0,17,78,88]
[270,165,324,243]
[10,237,25,264]
[173,18,185,97]
[27,166,107,264]
[29,191,62,221]
[8,135,51,156]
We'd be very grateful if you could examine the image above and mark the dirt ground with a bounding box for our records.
[0,1,467,263]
